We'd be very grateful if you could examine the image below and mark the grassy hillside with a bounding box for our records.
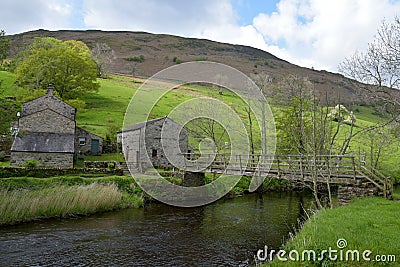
[1,71,399,181]
[76,77,138,136]
[7,29,361,105]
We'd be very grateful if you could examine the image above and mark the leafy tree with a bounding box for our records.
[0,99,19,135]
[15,37,99,99]
[275,75,359,208]
[0,30,9,61]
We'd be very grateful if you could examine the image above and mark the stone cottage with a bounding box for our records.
[10,85,103,168]
[118,117,189,170]
[75,126,103,156]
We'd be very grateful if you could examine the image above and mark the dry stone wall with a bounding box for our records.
[10,152,74,168]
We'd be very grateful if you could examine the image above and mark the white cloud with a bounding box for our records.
[82,0,294,68]
[83,0,237,36]
[3,0,400,72]
[82,0,400,72]
[0,0,73,34]
[252,0,400,70]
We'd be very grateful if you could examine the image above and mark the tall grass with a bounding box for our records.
[0,183,122,225]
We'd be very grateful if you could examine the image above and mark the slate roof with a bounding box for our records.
[11,132,75,153]
[119,117,167,133]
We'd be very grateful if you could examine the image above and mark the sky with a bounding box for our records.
[1,0,400,72]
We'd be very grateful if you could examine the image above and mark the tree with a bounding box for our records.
[0,80,20,154]
[339,17,400,108]
[91,43,115,77]
[15,37,99,99]
[250,72,274,154]
[275,75,359,208]
[0,98,19,135]
[0,30,9,62]
[338,16,400,173]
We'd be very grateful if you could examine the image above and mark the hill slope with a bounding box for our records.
[7,29,357,104]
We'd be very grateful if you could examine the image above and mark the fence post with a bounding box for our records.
[277,157,281,178]
[351,156,356,181]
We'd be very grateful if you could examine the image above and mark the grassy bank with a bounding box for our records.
[0,183,121,225]
[0,176,144,225]
[266,198,400,266]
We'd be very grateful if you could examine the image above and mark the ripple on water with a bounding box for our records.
[0,192,312,266]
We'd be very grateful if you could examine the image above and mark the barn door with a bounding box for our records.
[91,139,99,154]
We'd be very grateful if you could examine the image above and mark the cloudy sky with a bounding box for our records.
[2,0,400,72]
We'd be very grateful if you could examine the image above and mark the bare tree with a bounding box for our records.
[339,17,400,108]
[91,43,115,77]
[250,72,275,154]
[338,16,400,171]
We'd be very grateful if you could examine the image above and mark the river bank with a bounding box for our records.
[0,176,143,225]
[265,197,400,266]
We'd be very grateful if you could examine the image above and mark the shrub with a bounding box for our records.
[107,162,115,169]
[173,56,182,64]
[125,55,145,63]
[23,160,38,168]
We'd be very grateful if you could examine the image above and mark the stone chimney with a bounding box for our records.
[46,84,54,95]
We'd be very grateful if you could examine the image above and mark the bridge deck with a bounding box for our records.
[182,154,362,185]
[127,153,392,198]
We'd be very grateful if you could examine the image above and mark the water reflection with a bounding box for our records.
[0,192,312,266]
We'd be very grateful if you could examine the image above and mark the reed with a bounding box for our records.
[0,183,122,225]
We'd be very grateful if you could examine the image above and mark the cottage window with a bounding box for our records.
[79,137,86,146]
[152,149,158,158]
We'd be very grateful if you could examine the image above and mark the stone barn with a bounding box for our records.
[75,126,103,156]
[118,117,189,170]
[10,85,103,167]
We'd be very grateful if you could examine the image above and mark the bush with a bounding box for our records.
[23,160,38,168]
[173,56,182,64]
[125,55,145,63]
[107,162,115,169]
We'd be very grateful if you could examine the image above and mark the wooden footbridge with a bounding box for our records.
[181,153,393,199]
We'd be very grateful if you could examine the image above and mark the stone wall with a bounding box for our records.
[120,117,189,170]
[143,118,188,169]
[84,161,119,169]
[338,185,379,205]
[10,152,74,168]
[0,166,123,178]
[120,128,141,166]
[19,109,75,134]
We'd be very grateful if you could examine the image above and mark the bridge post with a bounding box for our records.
[182,171,206,187]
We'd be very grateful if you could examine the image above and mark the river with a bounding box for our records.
[0,192,312,266]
